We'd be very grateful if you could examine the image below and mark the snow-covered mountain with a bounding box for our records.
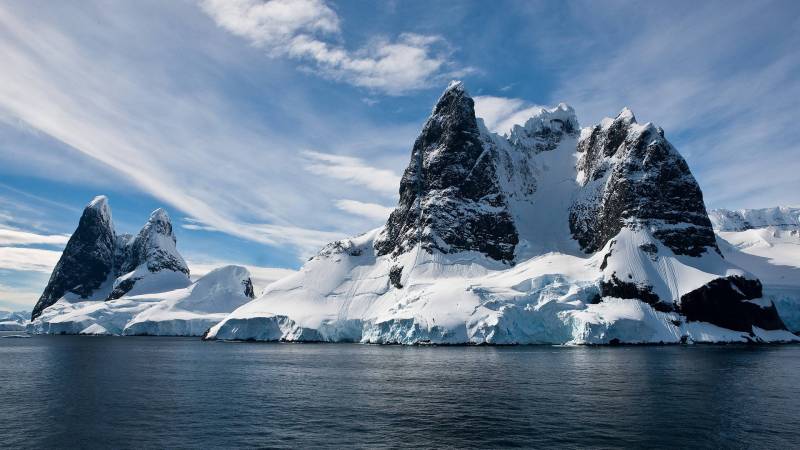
[710,207,800,332]
[29,197,256,336]
[206,82,797,344]
[31,196,190,320]
[0,310,29,331]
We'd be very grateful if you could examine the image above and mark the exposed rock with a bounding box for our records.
[570,109,718,257]
[32,196,191,319]
[375,81,518,263]
[679,276,786,332]
[32,196,115,320]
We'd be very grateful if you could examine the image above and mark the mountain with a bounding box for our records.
[0,310,29,331]
[710,207,800,332]
[206,82,796,344]
[31,196,117,320]
[29,265,256,336]
[29,197,255,336]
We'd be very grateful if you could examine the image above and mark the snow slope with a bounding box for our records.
[710,207,800,332]
[207,83,795,345]
[29,265,256,336]
[208,229,794,344]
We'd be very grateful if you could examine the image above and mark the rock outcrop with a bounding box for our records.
[374,81,518,263]
[31,196,190,320]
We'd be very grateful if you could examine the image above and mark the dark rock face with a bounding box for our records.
[600,273,674,313]
[389,266,403,289]
[679,276,786,332]
[32,197,116,320]
[375,82,518,262]
[243,278,255,299]
[32,197,189,319]
[570,109,718,257]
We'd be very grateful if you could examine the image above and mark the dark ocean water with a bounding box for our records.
[1,335,799,448]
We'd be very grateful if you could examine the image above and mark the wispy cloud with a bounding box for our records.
[0,227,70,246]
[522,0,800,209]
[303,150,401,197]
[334,199,393,222]
[0,2,413,259]
[200,0,470,94]
[0,281,42,311]
[0,247,61,273]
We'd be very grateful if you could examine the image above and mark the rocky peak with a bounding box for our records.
[121,208,188,275]
[34,197,193,317]
[570,109,718,256]
[374,81,518,262]
[507,103,579,154]
[31,196,117,320]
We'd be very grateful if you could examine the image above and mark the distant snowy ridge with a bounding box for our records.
[28,197,256,336]
[206,82,796,345]
[0,310,29,331]
[710,207,800,232]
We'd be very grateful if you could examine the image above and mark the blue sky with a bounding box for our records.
[1,0,798,310]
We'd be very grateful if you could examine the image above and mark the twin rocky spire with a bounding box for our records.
[31,196,189,320]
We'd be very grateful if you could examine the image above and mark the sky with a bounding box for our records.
[0,0,798,311]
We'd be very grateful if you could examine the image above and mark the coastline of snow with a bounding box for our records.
[28,265,255,336]
[206,229,798,345]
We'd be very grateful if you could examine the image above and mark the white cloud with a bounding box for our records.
[200,0,339,49]
[0,247,61,273]
[0,282,40,311]
[334,199,393,221]
[303,150,401,197]
[0,226,70,246]
[201,0,468,94]
[473,95,547,135]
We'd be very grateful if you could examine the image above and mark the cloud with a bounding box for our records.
[473,95,548,135]
[0,282,41,311]
[0,247,61,273]
[0,2,417,260]
[334,199,393,221]
[201,0,468,94]
[0,226,70,246]
[303,150,401,197]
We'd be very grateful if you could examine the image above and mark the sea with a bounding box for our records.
[1,335,799,448]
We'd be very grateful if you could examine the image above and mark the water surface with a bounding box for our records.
[1,335,799,448]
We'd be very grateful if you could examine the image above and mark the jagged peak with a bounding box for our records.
[446,79,465,93]
[87,195,108,209]
[147,208,171,225]
[80,195,113,228]
[598,107,638,131]
[431,80,472,114]
[617,107,636,123]
[510,103,579,138]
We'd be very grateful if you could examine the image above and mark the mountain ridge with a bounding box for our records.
[205,82,796,344]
